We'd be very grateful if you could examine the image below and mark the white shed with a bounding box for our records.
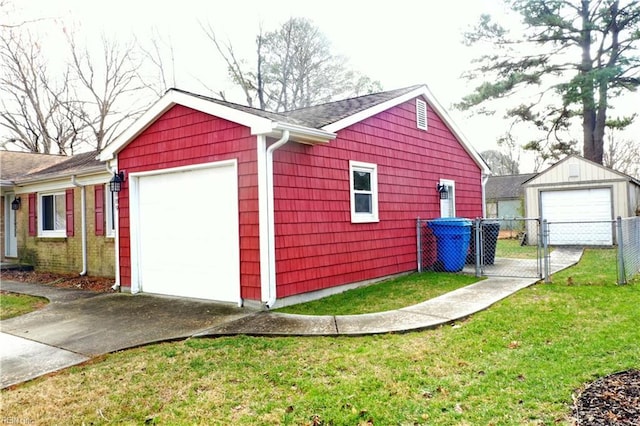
[524,155,640,246]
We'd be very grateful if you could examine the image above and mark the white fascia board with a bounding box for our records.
[15,171,111,194]
[323,85,491,175]
[99,89,273,161]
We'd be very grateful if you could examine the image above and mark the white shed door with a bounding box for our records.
[541,188,613,245]
[136,163,240,303]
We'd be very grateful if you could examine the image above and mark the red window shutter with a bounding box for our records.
[94,185,105,236]
[66,188,74,237]
[28,193,37,236]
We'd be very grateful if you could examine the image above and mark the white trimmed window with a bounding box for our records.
[416,99,428,130]
[349,161,379,223]
[106,186,116,237]
[39,192,66,237]
[439,179,456,218]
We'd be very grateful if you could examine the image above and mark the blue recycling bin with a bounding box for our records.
[427,218,472,272]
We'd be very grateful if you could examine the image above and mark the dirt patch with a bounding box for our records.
[1,270,115,293]
[573,369,639,425]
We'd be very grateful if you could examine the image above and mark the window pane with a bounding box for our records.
[55,194,65,230]
[355,193,372,213]
[353,171,371,191]
[42,195,54,230]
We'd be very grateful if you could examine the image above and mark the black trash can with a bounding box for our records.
[466,221,501,265]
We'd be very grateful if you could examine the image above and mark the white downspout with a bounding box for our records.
[264,130,290,308]
[71,176,87,276]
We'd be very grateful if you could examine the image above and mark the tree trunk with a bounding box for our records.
[580,0,599,163]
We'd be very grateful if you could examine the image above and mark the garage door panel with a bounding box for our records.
[135,163,240,303]
[541,188,613,245]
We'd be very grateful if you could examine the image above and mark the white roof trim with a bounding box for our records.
[99,90,336,162]
[323,85,491,175]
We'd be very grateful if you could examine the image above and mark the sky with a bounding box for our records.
[7,0,640,173]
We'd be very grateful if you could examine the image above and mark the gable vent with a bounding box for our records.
[416,99,427,130]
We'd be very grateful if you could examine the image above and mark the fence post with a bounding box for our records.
[416,218,422,273]
[543,219,551,283]
[616,216,626,285]
[475,217,482,277]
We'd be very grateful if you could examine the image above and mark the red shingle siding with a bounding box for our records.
[116,105,259,299]
[273,99,482,297]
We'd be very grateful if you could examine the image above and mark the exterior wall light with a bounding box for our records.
[11,196,21,210]
[437,183,449,200]
[109,171,126,193]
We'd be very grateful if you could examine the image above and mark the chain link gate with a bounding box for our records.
[417,217,542,279]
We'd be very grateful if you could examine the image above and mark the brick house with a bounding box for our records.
[1,151,68,263]
[7,151,115,277]
[100,84,490,308]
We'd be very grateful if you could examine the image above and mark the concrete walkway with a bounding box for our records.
[1,248,583,389]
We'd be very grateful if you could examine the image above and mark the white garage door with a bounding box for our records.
[541,188,613,245]
[133,162,240,303]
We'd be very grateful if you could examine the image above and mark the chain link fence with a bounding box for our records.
[617,216,640,284]
[418,216,640,284]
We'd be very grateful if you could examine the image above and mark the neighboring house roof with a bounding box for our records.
[99,84,491,174]
[486,173,538,200]
[0,151,68,186]
[14,151,106,184]
[522,154,640,187]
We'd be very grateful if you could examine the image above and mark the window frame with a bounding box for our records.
[439,179,456,218]
[38,191,66,237]
[349,160,379,223]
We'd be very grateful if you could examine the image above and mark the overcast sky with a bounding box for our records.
[8,0,640,172]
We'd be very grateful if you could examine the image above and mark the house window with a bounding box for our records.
[106,187,116,237]
[350,160,379,223]
[439,179,456,218]
[39,192,66,237]
[416,99,427,130]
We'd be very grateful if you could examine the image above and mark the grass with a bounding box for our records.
[2,249,638,425]
[495,238,541,259]
[0,292,48,320]
[275,272,479,315]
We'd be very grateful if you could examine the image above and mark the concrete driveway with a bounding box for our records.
[1,281,253,388]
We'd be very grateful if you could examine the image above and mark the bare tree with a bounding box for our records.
[66,31,156,152]
[0,29,82,153]
[138,28,177,97]
[603,116,640,178]
[202,17,382,111]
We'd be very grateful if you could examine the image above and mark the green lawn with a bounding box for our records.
[276,272,479,315]
[0,292,47,320]
[2,249,638,425]
[495,238,541,259]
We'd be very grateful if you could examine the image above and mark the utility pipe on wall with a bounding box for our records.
[264,130,290,308]
[71,176,87,276]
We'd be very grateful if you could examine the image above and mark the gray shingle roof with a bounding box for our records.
[485,173,538,200]
[0,151,68,182]
[282,85,424,128]
[17,151,105,182]
[171,85,424,129]
[169,88,310,127]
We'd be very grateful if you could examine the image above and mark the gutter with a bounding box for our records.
[70,176,87,276]
[263,130,290,308]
